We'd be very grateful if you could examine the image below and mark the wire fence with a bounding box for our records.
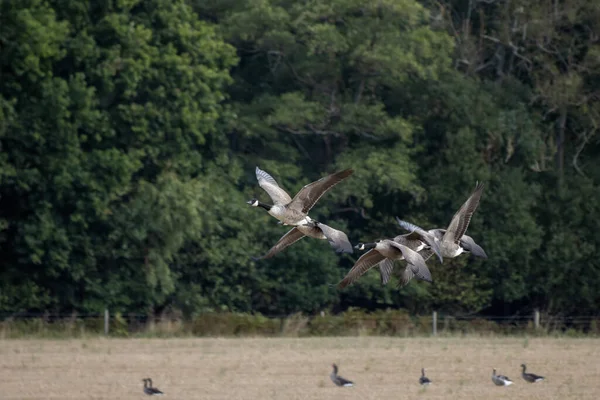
[1,310,599,337]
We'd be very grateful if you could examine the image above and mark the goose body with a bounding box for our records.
[396,182,487,260]
[143,378,164,396]
[252,221,353,260]
[248,167,353,226]
[492,369,513,386]
[419,368,431,386]
[521,364,545,383]
[330,364,354,387]
[337,239,432,289]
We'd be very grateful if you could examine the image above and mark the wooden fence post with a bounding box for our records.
[534,310,540,330]
[104,309,109,335]
[432,311,437,336]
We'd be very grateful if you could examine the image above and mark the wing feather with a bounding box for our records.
[288,169,353,213]
[314,222,353,254]
[251,227,305,260]
[444,182,484,244]
[255,167,292,206]
[337,249,385,289]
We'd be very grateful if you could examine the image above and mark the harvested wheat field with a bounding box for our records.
[1,336,599,399]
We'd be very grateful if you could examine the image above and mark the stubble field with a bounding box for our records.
[1,336,599,399]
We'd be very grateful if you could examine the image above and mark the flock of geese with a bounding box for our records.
[330,363,545,388]
[139,167,543,396]
[247,167,488,288]
[140,364,545,395]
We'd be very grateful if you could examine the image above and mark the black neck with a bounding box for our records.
[257,201,272,211]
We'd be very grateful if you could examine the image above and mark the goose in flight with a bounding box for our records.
[337,239,432,289]
[251,221,353,260]
[247,166,353,226]
[396,182,487,259]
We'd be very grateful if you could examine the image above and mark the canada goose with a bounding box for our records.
[337,239,432,289]
[419,368,431,386]
[247,167,353,226]
[396,182,486,259]
[492,369,513,386]
[330,363,354,387]
[394,217,444,263]
[142,378,164,396]
[521,364,544,383]
[252,221,352,260]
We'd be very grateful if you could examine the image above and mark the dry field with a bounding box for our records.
[1,336,599,399]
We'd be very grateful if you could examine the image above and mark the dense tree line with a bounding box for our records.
[1,0,599,318]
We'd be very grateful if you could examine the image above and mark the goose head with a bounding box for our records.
[331,363,338,374]
[521,364,526,371]
[247,199,259,206]
[354,242,376,251]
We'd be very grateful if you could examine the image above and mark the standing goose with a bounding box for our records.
[419,368,432,386]
[330,363,354,387]
[521,364,545,383]
[396,182,487,259]
[142,378,164,396]
[247,166,353,226]
[492,369,513,386]
[337,239,432,289]
[251,221,353,260]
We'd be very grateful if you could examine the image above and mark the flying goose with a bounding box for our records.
[396,182,487,259]
[521,364,544,383]
[330,363,354,387]
[369,229,442,287]
[492,369,513,386]
[142,378,164,396]
[252,221,353,260]
[419,368,431,386]
[247,166,353,226]
[337,239,432,289]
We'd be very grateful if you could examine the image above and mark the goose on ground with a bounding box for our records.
[419,368,432,386]
[252,221,353,260]
[396,182,487,259]
[521,364,545,383]
[247,166,353,226]
[330,363,354,387]
[142,378,164,396]
[492,369,513,386]
[337,239,432,289]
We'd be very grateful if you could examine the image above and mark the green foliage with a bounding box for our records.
[1,0,600,320]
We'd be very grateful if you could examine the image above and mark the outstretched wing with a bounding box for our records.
[444,182,484,244]
[337,249,385,289]
[255,167,292,206]
[251,227,306,260]
[459,234,488,258]
[387,241,433,283]
[314,222,353,254]
[395,217,443,263]
[288,169,354,213]
[378,258,395,285]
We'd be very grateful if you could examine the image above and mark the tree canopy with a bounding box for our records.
[1,0,599,318]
